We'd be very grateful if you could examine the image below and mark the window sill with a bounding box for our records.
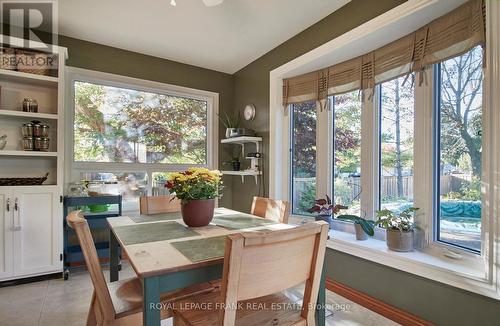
[327,229,499,300]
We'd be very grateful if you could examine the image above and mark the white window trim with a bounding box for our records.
[65,67,219,198]
[269,0,500,299]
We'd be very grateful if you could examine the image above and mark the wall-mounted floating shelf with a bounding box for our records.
[221,170,262,184]
[221,136,262,157]
[220,136,262,184]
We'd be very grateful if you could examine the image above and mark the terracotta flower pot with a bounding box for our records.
[181,199,215,227]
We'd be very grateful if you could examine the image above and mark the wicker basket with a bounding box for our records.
[0,173,49,186]
[15,50,57,76]
[0,47,17,71]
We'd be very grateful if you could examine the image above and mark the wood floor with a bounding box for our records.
[0,263,398,326]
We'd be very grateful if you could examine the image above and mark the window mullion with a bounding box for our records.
[360,88,379,220]
[316,102,330,199]
[414,67,434,249]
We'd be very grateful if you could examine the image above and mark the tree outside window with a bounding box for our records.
[437,46,483,252]
[74,81,207,164]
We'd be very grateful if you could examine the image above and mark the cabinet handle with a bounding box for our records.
[6,198,9,212]
[12,198,21,231]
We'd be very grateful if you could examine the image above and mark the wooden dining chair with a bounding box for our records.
[250,196,290,224]
[140,195,181,215]
[172,221,329,326]
[66,211,215,326]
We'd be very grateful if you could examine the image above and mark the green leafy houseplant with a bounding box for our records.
[336,214,375,238]
[375,207,419,231]
[376,207,419,252]
[218,112,241,129]
[307,195,346,230]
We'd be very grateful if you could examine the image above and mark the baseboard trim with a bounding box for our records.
[0,272,61,288]
[326,278,434,326]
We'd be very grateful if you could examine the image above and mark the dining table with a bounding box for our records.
[108,207,326,326]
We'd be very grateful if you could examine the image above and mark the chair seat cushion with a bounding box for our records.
[173,290,304,326]
[109,277,215,318]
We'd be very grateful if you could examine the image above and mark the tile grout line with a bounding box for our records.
[36,281,50,326]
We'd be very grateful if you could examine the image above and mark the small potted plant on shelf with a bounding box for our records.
[218,112,242,138]
[223,157,241,171]
[307,195,346,229]
[165,167,223,227]
[376,207,419,252]
[336,213,375,240]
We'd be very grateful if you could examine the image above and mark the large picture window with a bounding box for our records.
[435,46,483,252]
[74,81,208,164]
[332,91,362,215]
[379,75,415,212]
[69,69,217,211]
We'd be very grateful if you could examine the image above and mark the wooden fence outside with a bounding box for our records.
[293,174,473,204]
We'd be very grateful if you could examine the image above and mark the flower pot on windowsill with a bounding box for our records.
[354,223,368,241]
[315,214,333,229]
[386,228,414,252]
[181,199,215,227]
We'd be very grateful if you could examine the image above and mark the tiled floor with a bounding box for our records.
[0,263,399,326]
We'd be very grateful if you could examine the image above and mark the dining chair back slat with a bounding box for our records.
[250,196,290,224]
[140,195,181,215]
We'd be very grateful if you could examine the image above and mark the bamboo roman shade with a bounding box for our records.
[283,0,486,107]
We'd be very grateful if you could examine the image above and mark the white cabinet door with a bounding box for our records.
[0,189,13,279]
[13,187,62,277]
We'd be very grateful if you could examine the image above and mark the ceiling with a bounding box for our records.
[57,0,350,74]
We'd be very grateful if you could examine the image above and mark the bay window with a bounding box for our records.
[273,0,498,300]
[285,46,485,256]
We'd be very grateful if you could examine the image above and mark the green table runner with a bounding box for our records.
[171,236,226,263]
[129,212,183,223]
[212,214,275,230]
[113,221,199,245]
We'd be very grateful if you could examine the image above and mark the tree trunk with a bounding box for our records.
[459,127,482,177]
[394,80,404,198]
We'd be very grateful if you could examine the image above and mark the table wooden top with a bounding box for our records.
[108,207,294,278]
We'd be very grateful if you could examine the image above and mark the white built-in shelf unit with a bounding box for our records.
[0,38,67,187]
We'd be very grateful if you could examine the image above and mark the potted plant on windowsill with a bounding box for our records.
[336,213,375,240]
[165,168,223,227]
[376,207,419,252]
[307,195,346,229]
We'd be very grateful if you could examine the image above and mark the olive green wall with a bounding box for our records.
[232,0,407,213]
[326,250,500,325]
[231,0,500,325]
[56,35,235,207]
